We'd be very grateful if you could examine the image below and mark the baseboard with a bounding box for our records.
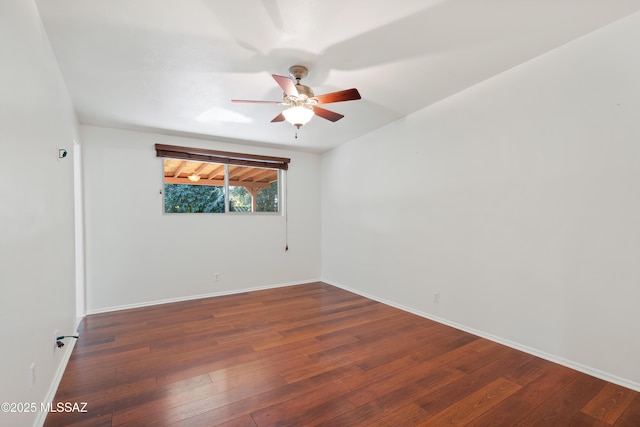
[32,321,81,427]
[323,279,640,393]
[86,279,322,315]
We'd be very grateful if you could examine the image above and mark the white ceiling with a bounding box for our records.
[36,0,640,153]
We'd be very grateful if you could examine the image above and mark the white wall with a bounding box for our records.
[0,1,79,426]
[81,126,321,312]
[322,12,640,389]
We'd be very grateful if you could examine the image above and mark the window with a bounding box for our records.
[155,144,289,214]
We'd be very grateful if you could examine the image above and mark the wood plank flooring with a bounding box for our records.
[45,282,640,426]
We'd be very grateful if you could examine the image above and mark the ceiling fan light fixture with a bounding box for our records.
[282,105,314,129]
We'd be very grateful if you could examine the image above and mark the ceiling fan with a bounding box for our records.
[231,65,361,130]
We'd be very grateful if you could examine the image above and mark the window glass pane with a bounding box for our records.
[163,160,226,213]
[228,165,279,213]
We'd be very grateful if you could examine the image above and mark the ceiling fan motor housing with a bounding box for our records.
[295,84,314,99]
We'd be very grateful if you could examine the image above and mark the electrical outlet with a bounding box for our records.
[214,273,219,282]
[54,330,59,350]
[434,291,440,303]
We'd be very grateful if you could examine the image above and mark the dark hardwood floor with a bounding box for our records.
[45,282,640,426]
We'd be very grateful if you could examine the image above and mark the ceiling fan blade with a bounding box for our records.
[231,99,281,104]
[314,88,361,104]
[271,113,285,122]
[272,74,299,97]
[313,106,344,122]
